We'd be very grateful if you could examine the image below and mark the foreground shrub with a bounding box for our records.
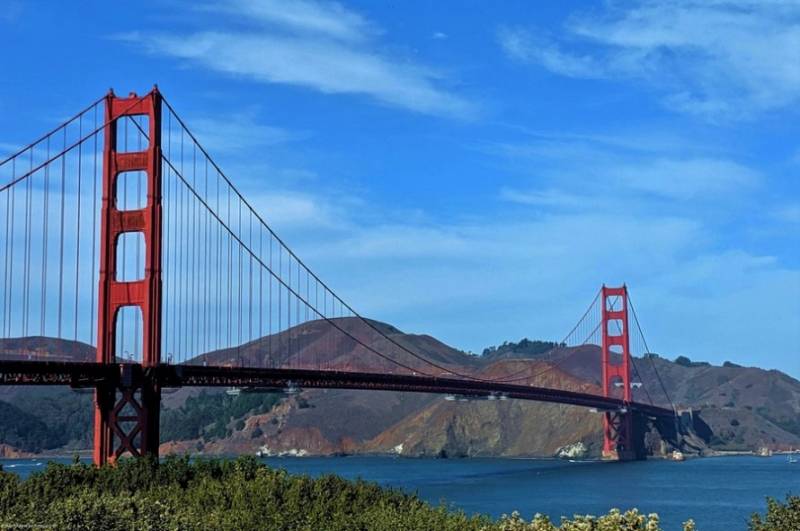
[493,509,695,530]
[0,456,700,530]
[749,495,800,531]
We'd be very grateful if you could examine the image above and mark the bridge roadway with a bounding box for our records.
[0,360,673,418]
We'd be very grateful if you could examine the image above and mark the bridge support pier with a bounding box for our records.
[93,366,161,464]
[93,88,163,465]
[602,410,634,461]
[600,285,645,461]
[602,410,648,461]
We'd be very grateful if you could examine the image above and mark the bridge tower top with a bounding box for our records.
[601,284,632,402]
[96,87,163,367]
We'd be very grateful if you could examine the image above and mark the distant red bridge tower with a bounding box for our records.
[600,284,639,460]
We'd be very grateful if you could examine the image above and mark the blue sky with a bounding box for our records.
[1,0,798,376]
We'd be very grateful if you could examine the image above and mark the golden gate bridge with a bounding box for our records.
[0,87,677,465]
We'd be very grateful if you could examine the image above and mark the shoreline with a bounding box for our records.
[3,448,797,462]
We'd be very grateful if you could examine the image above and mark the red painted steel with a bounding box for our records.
[0,360,674,419]
[601,284,635,460]
[93,88,163,465]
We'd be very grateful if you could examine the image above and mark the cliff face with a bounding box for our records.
[363,400,602,458]
[1,322,799,458]
[157,390,605,459]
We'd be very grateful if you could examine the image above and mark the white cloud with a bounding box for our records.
[246,190,352,231]
[615,157,760,199]
[774,203,800,224]
[499,187,589,209]
[119,0,474,118]
[499,28,601,78]
[183,112,305,154]
[499,1,800,119]
[489,132,761,209]
[211,0,376,43]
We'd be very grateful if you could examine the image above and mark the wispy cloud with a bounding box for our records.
[247,190,350,230]
[774,203,800,224]
[210,0,376,43]
[118,0,475,118]
[499,187,590,209]
[499,28,600,78]
[614,158,760,200]
[184,112,306,154]
[489,131,762,210]
[499,1,800,119]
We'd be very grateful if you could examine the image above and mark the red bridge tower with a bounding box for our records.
[600,285,638,460]
[93,88,163,465]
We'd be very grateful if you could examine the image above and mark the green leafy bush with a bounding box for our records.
[0,456,704,530]
[493,510,696,530]
[749,495,800,531]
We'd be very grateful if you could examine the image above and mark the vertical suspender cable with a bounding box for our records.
[178,128,185,360]
[227,186,232,348]
[237,197,243,363]
[216,169,221,354]
[90,109,98,342]
[57,128,66,338]
[2,160,11,336]
[267,234,275,368]
[74,114,83,340]
[7,159,15,336]
[259,226,263,342]
[278,244,282,364]
[165,111,172,360]
[190,142,197,359]
[22,149,31,335]
[204,157,209,356]
[248,211,253,344]
[41,137,51,336]
[163,116,170,360]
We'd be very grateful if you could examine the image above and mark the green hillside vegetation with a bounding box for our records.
[0,392,91,452]
[0,401,52,452]
[0,390,284,453]
[160,390,283,442]
[482,339,562,359]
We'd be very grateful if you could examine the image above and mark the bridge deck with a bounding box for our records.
[0,360,673,418]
